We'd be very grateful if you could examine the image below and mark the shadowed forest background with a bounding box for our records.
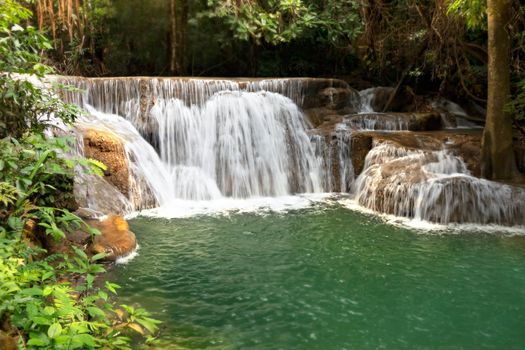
[32,0,522,100]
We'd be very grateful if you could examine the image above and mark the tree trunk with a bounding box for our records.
[169,0,180,75]
[169,0,188,75]
[480,0,517,180]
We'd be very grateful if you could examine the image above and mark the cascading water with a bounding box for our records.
[358,88,377,113]
[310,123,354,193]
[60,76,524,227]
[150,90,323,199]
[76,106,175,209]
[63,78,327,212]
[347,114,410,131]
[353,141,525,225]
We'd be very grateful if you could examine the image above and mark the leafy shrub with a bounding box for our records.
[0,136,160,349]
[0,0,80,138]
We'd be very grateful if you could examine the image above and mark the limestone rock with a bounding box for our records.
[74,174,132,216]
[83,129,129,197]
[353,140,525,225]
[366,87,415,112]
[407,112,442,131]
[346,112,442,131]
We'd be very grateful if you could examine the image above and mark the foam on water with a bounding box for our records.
[130,194,335,219]
[342,199,525,235]
[115,245,140,265]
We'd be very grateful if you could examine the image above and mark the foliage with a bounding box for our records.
[0,135,160,349]
[1,1,160,348]
[507,77,525,122]
[205,0,318,45]
[447,0,487,29]
[0,0,80,138]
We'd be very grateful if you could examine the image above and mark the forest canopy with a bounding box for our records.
[17,1,522,108]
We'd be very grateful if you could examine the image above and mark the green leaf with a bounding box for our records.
[87,306,106,319]
[137,317,161,334]
[32,317,52,326]
[74,333,97,347]
[47,322,62,339]
[21,286,43,296]
[72,246,88,260]
[41,271,54,281]
[43,286,53,296]
[27,338,47,346]
[86,273,95,288]
[91,252,107,261]
[105,281,120,294]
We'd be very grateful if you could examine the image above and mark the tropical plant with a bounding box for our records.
[0,0,80,138]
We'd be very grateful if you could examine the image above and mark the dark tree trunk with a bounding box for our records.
[169,0,188,76]
[480,0,517,180]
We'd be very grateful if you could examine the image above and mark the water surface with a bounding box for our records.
[111,205,525,349]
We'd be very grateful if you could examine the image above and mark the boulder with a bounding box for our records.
[407,112,443,131]
[83,129,130,197]
[366,87,415,112]
[88,215,137,261]
[74,174,132,216]
[43,213,136,261]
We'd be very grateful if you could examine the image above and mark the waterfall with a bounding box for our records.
[77,106,175,209]
[64,78,327,211]
[310,123,354,193]
[358,88,377,113]
[150,90,322,199]
[59,76,523,227]
[353,141,525,225]
[347,114,410,131]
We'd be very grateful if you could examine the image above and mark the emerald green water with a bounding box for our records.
[111,205,525,349]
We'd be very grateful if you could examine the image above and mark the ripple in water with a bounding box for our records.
[110,205,525,349]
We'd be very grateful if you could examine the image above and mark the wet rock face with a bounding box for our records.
[366,87,415,112]
[88,215,137,261]
[347,130,483,177]
[350,133,373,176]
[346,112,443,131]
[407,112,443,131]
[74,174,132,216]
[83,129,130,197]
